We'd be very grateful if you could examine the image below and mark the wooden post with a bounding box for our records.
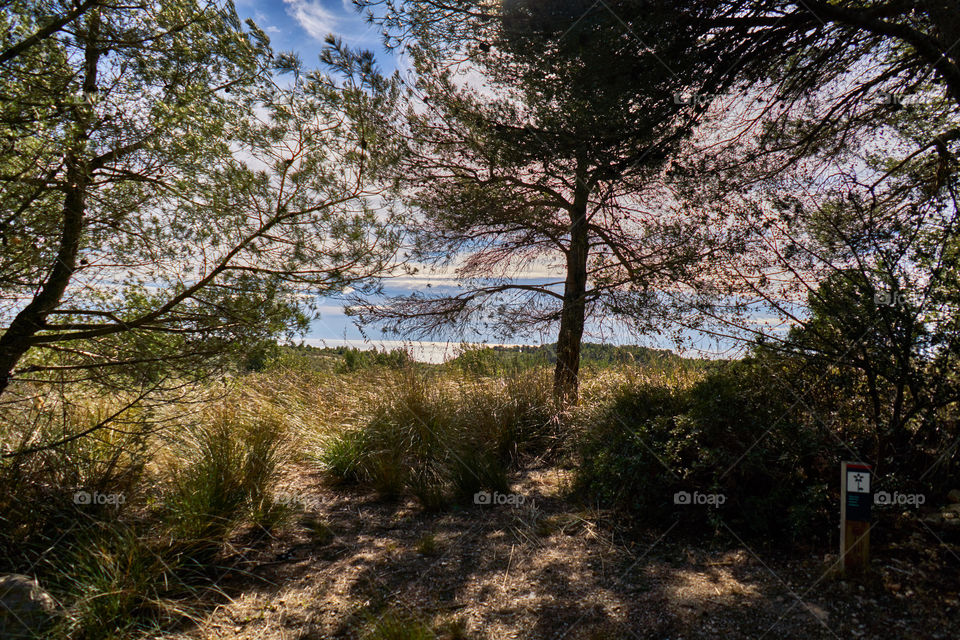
[840,462,872,575]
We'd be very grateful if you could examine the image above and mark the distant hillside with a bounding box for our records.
[447,342,709,374]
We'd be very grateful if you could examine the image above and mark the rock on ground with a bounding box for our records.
[0,574,58,639]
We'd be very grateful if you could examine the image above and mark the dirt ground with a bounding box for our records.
[177,466,960,640]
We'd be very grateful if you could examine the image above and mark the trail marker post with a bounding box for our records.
[840,462,872,575]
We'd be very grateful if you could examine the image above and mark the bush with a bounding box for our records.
[53,524,188,640]
[338,347,412,373]
[0,386,294,640]
[242,340,282,372]
[0,398,152,570]
[574,357,839,545]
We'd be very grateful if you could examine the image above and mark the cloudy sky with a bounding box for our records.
[236,0,393,67]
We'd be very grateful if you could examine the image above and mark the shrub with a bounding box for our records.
[0,398,152,571]
[0,375,295,639]
[338,347,412,373]
[52,524,189,640]
[322,429,369,483]
[449,447,511,501]
[242,340,282,372]
[574,357,839,544]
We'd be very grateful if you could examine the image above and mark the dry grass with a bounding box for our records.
[0,357,817,640]
[0,374,301,639]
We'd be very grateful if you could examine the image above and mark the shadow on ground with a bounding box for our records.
[186,466,959,640]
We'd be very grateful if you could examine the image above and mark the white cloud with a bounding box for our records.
[284,0,339,40]
[251,10,283,35]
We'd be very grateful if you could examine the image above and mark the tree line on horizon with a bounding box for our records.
[278,340,700,371]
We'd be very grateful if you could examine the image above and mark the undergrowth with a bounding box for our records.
[320,368,558,508]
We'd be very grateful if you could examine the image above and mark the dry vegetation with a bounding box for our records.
[1,353,958,639]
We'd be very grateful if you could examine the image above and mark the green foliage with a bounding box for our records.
[0,399,152,561]
[575,357,838,544]
[0,0,399,405]
[344,0,736,403]
[54,525,186,640]
[243,340,283,372]
[322,429,371,483]
[414,533,439,556]
[165,406,288,540]
[779,269,960,479]
[574,336,958,544]
[0,389,292,639]
[448,447,511,502]
[447,343,703,377]
[448,345,521,376]
[337,347,412,373]
[265,344,414,374]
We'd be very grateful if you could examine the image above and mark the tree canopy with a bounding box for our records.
[0,0,400,405]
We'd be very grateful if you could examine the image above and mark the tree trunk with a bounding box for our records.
[0,8,99,398]
[553,187,589,406]
[0,168,86,396]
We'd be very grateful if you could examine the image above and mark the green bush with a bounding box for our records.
[574,357,838,544]
[322,429,370,483]
[0,400,155,578]
[0,374,298,639]
[242,340,282,372]
[338,347,412,373]
[48,403,291,639]
[53,525,186,640]
[449,447,511,501]
[164,406,288,541]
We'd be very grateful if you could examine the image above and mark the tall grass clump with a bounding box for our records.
[0,382,295,639]
[163,402,290,542]
[321,368,556,508]
[50,524,192,640]
[0,395,153,571]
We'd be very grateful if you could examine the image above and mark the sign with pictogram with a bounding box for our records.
[840,462,872,575]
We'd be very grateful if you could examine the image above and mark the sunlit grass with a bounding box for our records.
[0,351,702,639]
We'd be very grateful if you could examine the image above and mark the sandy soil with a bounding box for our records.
[174,466,960,640]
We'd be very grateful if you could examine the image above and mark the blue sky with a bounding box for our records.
[235,0,395,68]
